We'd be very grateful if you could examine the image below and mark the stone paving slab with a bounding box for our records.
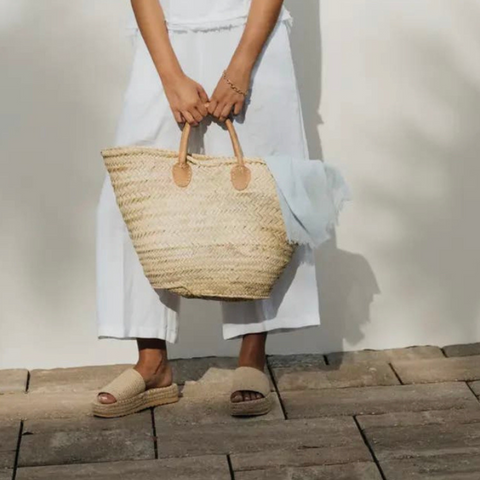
[444,343,480,358]
[392,356,480,384]
[0,369,28,394]
[327,346,444,365]
[363,422,480,461]
[18,411,154,467]
[29,364,131,393]
[380,453,480,480]
[16,455,231,480]
[469,381,480,397]
[155,392,284,426]
[267,354,326,369]
[0,421,20,467]
[231,445,371,471]
[170,357,238,385]
[234,462,382,480]
[0,470,12,480]
[357,408,480,429]
[281,382,479,418]
[0,422,20,474]
[271,362,399,391]
[155,417,362,459]
[360,410,480,467]
[171,358,274,395]
[0,392,96,422]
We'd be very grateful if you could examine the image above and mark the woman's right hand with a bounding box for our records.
[163,73,209,126]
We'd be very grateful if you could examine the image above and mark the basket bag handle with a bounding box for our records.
[172,118,251,191]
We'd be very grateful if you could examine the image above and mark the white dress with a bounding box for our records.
[96,0,321,343]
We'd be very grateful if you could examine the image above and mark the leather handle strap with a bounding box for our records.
[173,118,251,191]
[178,118,244,166]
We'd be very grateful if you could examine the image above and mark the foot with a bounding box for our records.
[231,332,267,403]
[98,353,173,405]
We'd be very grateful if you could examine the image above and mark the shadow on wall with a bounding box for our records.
[266,0,380,356]
[356,1,480,344]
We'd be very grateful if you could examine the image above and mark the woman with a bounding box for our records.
[93,0,320,418]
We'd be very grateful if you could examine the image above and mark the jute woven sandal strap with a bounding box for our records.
[230,366,270,398]
[99,369,146,401]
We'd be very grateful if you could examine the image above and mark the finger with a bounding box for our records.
[213,102,224,119]
[197,84,209,104]
[196,101,208,117]
[182,111,198,126]
[207,99,218,115]
[219,103,233,122]
[173,111,183,124]
[233,101,244,116]
[191,107,203,123]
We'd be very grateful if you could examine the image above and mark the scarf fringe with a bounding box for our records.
[284,164,352,248]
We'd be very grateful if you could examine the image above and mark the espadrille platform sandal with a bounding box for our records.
[92,368,179,418]
[230,366,272,417]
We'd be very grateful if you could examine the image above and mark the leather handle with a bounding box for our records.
[173,118,251,191]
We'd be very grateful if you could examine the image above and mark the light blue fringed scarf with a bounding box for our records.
[264,155,352,248]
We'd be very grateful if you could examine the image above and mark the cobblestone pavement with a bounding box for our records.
[1,344,480,479]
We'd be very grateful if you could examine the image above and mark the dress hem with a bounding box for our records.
[97,322,178,344]
[222,314,321,340]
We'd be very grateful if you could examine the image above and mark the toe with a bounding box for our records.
[97,393,116,404]
[231,390,265,403]
[249,391,263,401]
[230,391,243,403]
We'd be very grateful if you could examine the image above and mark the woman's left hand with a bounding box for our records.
[207,66,251,122]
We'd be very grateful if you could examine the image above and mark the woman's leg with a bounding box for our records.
[200,21,319,405]
[231,333,268,402]
[97,338,173,404]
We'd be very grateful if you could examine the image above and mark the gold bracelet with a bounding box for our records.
[222,70,248,97]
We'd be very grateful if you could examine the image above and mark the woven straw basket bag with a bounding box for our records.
[101,119,295,301]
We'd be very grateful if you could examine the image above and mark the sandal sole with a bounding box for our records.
[92,383,179,418]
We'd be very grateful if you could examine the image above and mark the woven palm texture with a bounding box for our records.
[101,120,295,300]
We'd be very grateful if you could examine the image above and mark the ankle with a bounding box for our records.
[238,351,266,371]
[238,357,265,371]
[134,356,172,389]
[136,356,168,371]
[136,350,168,372]
[238,333,267,370]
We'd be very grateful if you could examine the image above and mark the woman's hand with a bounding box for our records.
[207,0,284,122]
[208,65,251,122]
[163,73,209,126]
[131,0,209,126]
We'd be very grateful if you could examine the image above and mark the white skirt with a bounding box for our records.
[96,15,321,344]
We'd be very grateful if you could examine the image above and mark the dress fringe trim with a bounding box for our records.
[126,12,293,36]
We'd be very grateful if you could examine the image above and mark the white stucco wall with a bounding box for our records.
[1,0,479,369]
